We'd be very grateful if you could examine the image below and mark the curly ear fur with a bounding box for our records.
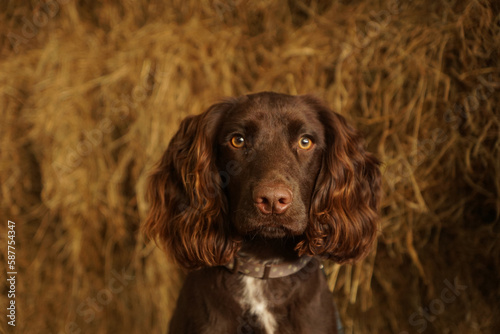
[296,96,381,263]
[142,102,241,269]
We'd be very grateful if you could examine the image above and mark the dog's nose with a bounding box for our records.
[253,185,293,215]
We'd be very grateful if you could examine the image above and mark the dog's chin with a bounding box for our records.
[254,225,291,238]
[238,217,307,239]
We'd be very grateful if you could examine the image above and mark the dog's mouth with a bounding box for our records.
[232,199,309,238]
[242,218,305,238]
[256,225,290,238]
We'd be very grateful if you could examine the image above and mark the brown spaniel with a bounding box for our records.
[144,92,381,334]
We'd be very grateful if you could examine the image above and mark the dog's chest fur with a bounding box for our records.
[168,264,340,334]
[239,276,277,334]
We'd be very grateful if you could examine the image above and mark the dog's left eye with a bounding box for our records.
[298,136,313,150]
[230,135,245,148]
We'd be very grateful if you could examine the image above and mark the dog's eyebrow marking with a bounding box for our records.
[239,276,277,334]
[224,118,260,136]
[287,118,306,136]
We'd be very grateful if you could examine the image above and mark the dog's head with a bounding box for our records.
[143,92,381,269]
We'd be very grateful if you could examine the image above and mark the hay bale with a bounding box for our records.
[0,0,498,333]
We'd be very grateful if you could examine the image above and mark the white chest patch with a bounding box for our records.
[239,276,277,334]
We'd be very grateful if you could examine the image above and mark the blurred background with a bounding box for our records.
[0,0,499,333]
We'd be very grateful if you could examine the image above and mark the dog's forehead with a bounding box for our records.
[227,94,320,129]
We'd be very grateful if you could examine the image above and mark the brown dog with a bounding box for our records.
[144,92,381,334]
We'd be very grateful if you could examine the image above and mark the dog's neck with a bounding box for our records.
[239,237,300,264]
[226,236,313,279]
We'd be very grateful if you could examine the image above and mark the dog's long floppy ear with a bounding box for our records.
[296,95,381,263]
[143,101,241,269]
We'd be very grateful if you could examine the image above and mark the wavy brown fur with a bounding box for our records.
[296,96,381,263]
[143,101,241,269]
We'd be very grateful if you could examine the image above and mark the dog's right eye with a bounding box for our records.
[298,136,313,150]
[230,135,245,148]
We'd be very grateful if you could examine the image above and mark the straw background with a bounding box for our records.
[1,0,499,333]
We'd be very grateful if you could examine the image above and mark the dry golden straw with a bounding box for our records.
[0,0,498,333]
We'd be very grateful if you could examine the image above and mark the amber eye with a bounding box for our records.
[230,135,245,148]
[298,136,313,150]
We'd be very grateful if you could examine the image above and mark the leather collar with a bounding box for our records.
[224,255,315,279]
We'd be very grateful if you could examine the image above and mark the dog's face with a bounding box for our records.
[144,92,380,269]
[216,94,325,239]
